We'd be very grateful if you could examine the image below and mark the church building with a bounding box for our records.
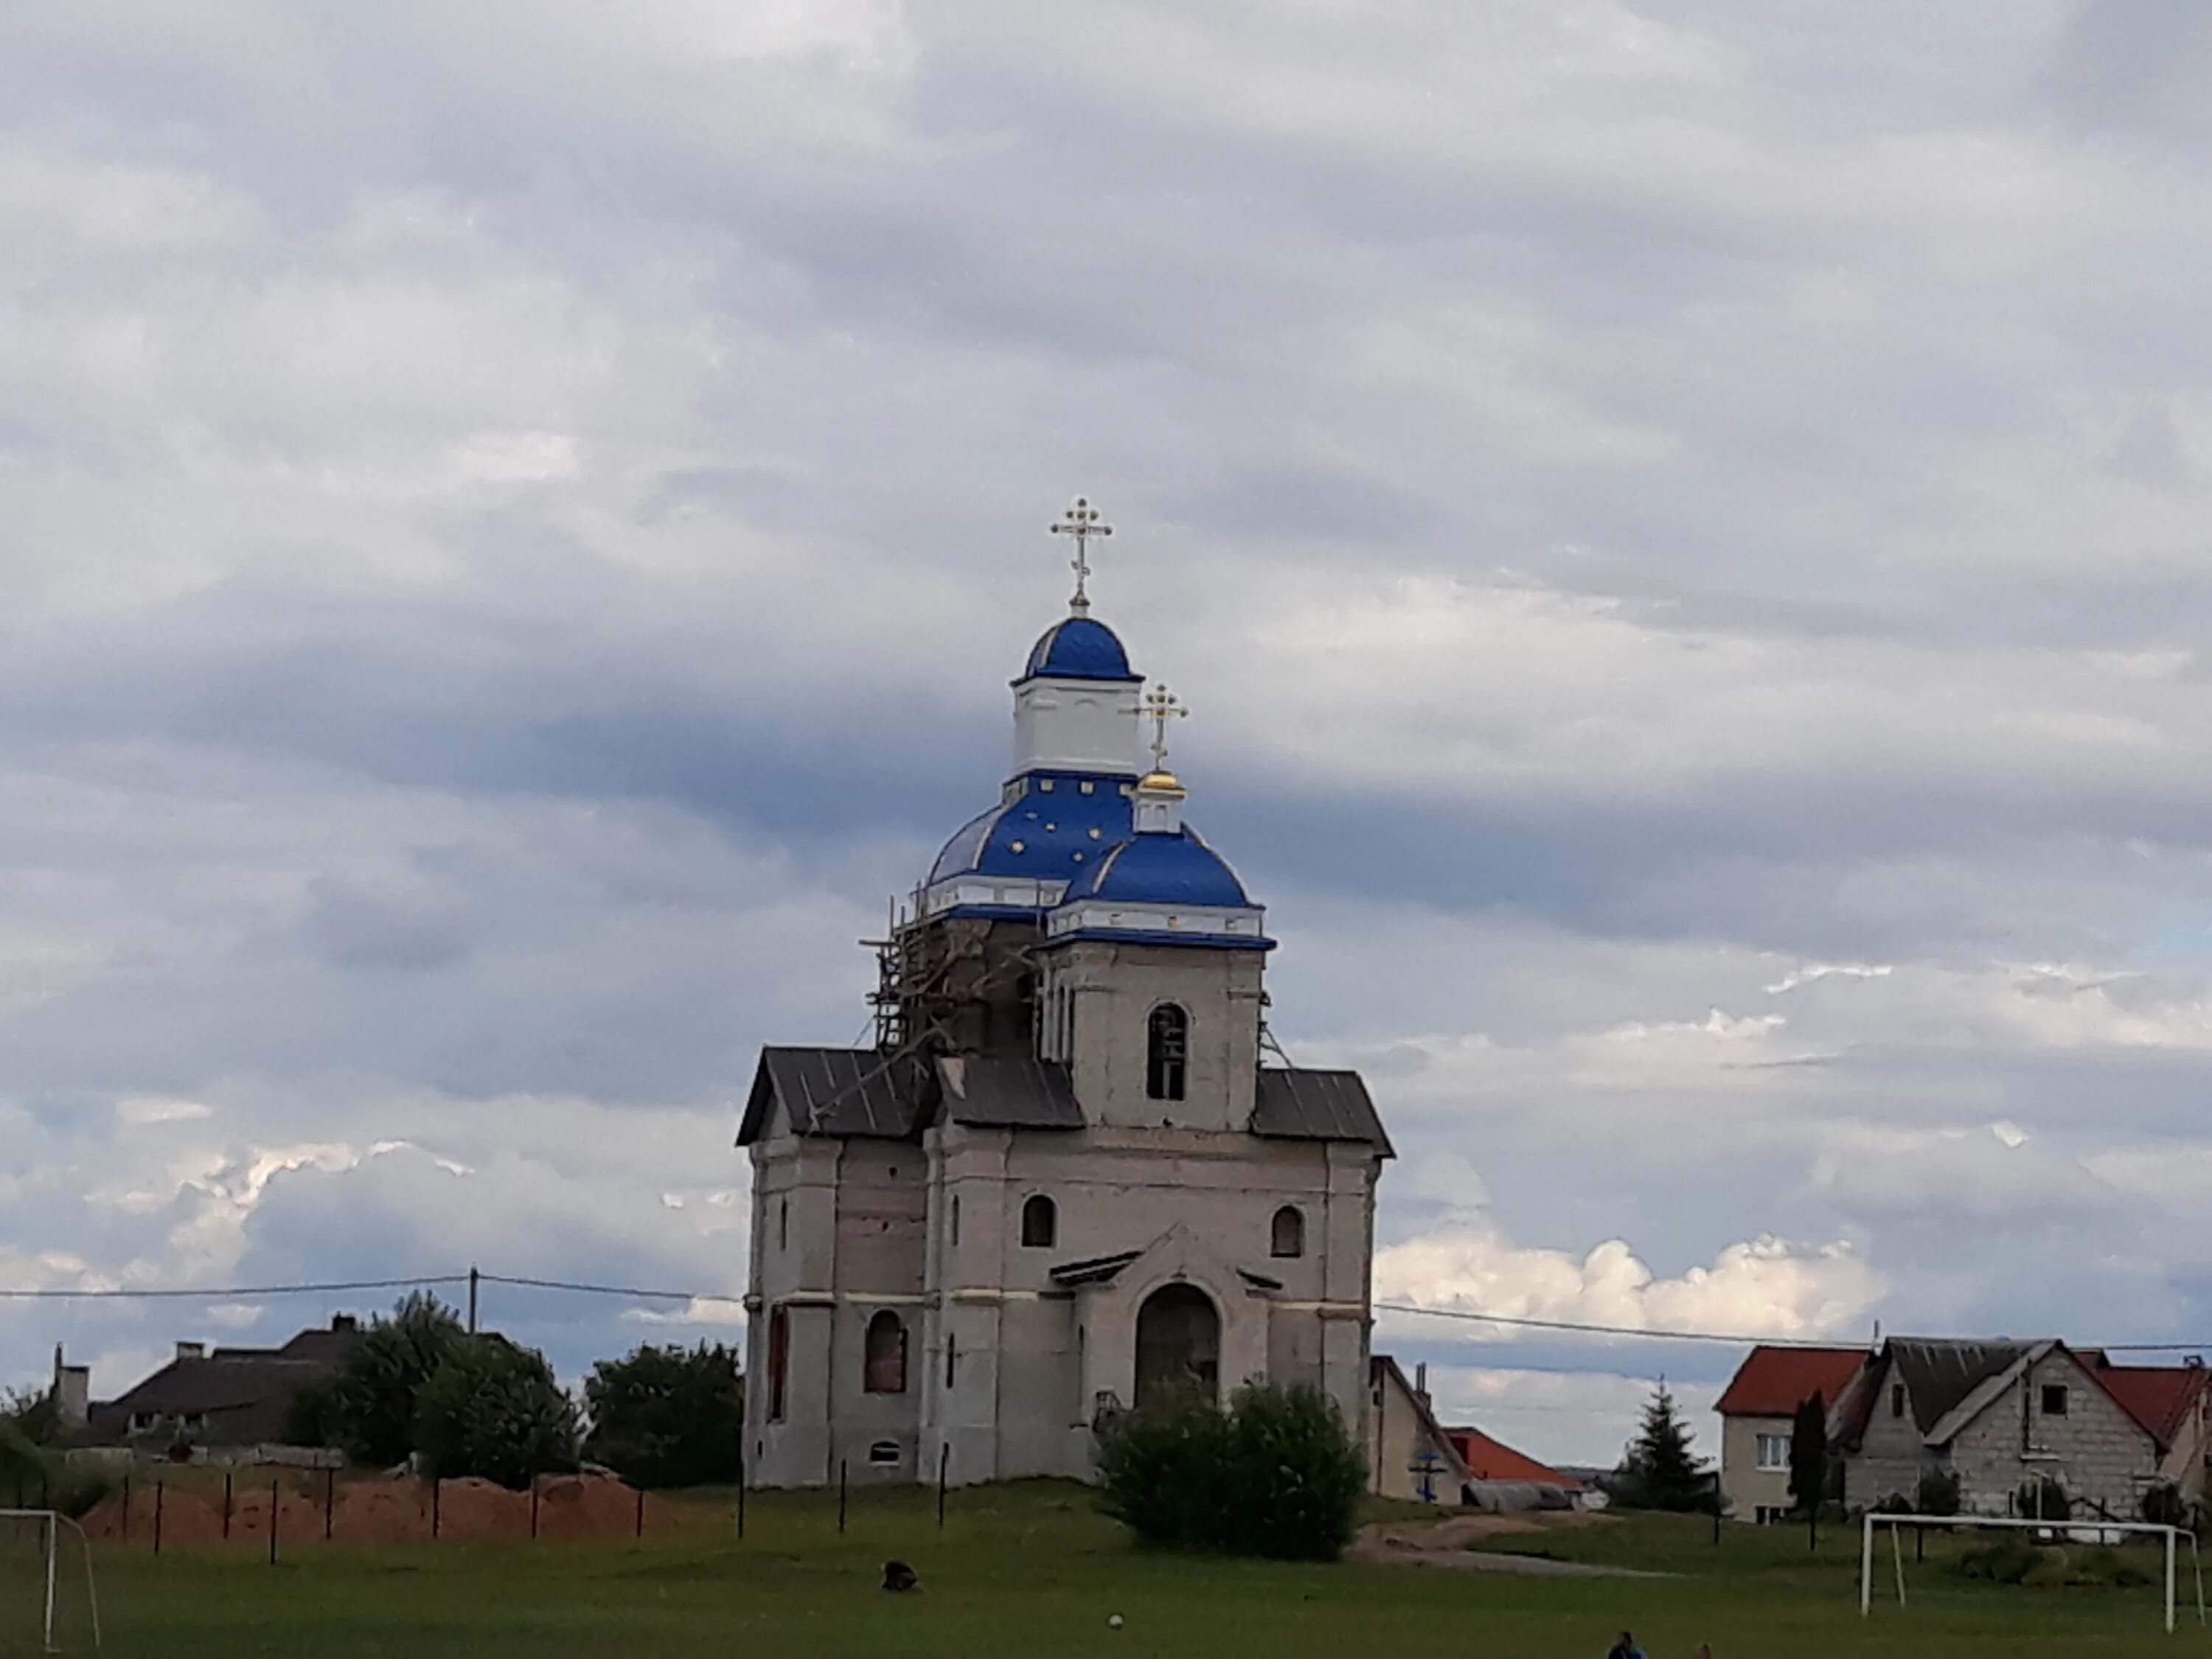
[738,501,1392,1489]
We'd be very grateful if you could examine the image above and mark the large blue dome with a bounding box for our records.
[928,771,1135,890]
[1070,826,1251,908]
[1021,616,1141,683]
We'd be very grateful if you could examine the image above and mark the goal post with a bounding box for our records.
[0,1509,100,1653]
[1861,1510,2205,1635]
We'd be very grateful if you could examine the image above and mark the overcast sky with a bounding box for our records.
[8,0,2212,1467]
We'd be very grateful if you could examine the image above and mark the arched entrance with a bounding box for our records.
[1134,1282,1220,1408]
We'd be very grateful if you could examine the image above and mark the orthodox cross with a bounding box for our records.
[1141,683,1186,773]
[1049,496,1112,616]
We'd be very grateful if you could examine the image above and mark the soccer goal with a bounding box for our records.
[1861,1510,2205,1634]
[0,1510,101,1653]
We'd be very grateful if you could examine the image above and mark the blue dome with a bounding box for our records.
[1021,616,1141,683]
[1071,826,1251,908]
[928,771,1135,890]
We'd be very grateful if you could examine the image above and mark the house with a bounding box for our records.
[1837,1338,2212,1518]
[1368,1356,1473,1503]
[1714,1344,1871,1523]
[1445,1425,1587,1511]
[75,1315,361,1451]
[1366,1356,1585,1511]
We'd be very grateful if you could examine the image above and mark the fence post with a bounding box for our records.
[153,1481,164,1557]
[223,1472,233,1540]
[325,1467,335,1542]
[431,1477,441,1540]
[120,1475,131,1544]
[736,1472,745,1541]
[635,1486,644,1539]
[838,1460,847,1534]
[269,1478,279,1566]
[530,1475,540,1540]
[937,1444,948,1528]
[467,1266,480,1335]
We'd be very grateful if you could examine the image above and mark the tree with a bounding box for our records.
[413,1337,581,1490]
[325,1293,467,1466]
[1915,1467,1961,1517]
[1,1384,56,1447]
[1614,1382,1711,1512]
[582,1343,744,1489]
[1787,1391,1829,1516]
[1096,1383,1366,1561]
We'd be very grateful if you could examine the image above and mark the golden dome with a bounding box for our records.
[1136,768,1187,796]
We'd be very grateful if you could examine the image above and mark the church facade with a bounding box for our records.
[738,508,1391,1489]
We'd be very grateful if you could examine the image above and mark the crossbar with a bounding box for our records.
[1860,1511,2205,1635]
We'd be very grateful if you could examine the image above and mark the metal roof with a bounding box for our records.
[738,1047,925,1144]
[935,1055,1083,1130]
[1250,1068,1393,1154]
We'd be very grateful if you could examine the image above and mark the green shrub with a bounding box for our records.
[582,1343,744,1489]
[1915,1468,1961,1517]
[1954,1536,2042,1584]
[1096,1383,1365,1561]
[2015,1476,2070,1521]
[1868,1492,1913,1515]
[2142,1483,2190,1528]
[412,1337,581,1490]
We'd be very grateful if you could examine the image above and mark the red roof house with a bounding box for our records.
[1714,1346,1870,1419]
[1444,1427,1583,1491]
[2092,1362,2212,1454]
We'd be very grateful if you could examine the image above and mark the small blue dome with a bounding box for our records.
[1071,826,1251,908]
[1021,616,1141,683]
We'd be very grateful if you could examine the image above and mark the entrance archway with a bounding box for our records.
[1134,1282,1220,1408]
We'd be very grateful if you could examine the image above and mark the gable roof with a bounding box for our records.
[2094,1363,2212,1452]
[1879,1338,2038,1436]
[1446,1427,1583,1490]
[1251,1069,1392,1153]
[737,1047,927,1144]
[1714,1346,1870,1419]
[1370,1355,1475,1486]
[89,1319,361,1444]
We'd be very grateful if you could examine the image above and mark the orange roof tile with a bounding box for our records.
[1444,1427,1582,1489]
[1714,1346,1868,1418]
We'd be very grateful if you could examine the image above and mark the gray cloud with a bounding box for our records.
[7,2,2212,1464]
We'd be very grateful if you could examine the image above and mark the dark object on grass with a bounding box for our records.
[882,1559,919,1592]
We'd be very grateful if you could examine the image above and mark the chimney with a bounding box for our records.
[1414,1361,1430,1406]
[175,1340,206,1362]
[331,1313,358,1333]
[51,1345,90,1430]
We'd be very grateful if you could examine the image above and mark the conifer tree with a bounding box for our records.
[1787,1391,1829,1516]
[1615,1382,1711,1511]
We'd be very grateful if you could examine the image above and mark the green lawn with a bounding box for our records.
[9,1484,2206,1657]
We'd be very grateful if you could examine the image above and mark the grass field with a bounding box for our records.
[5,1483,2206,1657]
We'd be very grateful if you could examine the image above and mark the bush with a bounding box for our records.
[327,1293,467,1466]
[0,1422,112,1519]
[583,1343,744,1489]
[1955,1536,2043,1584]
[2016,1476,2070,1521]
[1096,1383,1365,1561]
[412,1338,582,1490]
[1915,1468,1961,1517]
[1868,1492,1913,1515]
[2142,1482,2190,1528]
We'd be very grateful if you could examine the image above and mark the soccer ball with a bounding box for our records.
[1108,1615,1124,1630]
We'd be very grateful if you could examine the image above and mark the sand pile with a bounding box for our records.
[80,1470,684,1549]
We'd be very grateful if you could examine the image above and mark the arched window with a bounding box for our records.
[767,1304,790,1422]
[1020,1194,1057,1248]
[1147,1003,1189,1102]
[863,1310,908,1394]
[1270,1206,1305,1259]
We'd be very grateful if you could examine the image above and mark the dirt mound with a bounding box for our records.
[80,1470,684,1549]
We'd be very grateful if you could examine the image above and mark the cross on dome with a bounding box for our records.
[1048,496,1112,616]
[1141,682,1187,776]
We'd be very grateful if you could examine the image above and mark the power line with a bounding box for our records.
[0,1275,468,1302]
[476,1273,741,1304]
[1377,1301,2212,1355]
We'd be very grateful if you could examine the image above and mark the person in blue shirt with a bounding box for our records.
[1605,1633,1646,1659]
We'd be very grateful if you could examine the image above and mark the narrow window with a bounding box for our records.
[949,1195,961,1248]
[1021,1194,1057,1248]
[2041,1383,2068,1417]
[778,1197,788,1253]
[768,1304,790,1422]
[1891,1382,1905,1418]
[863,1310,908,1394]
[945,1334,958,1391]
[1270,1206,1305,1259]
[1147,1003,1189,1102]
